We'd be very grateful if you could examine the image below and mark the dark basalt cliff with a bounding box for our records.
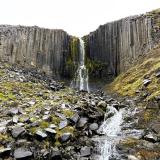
[0,25,79,79]
[85,9,160,78]
[0,9,160,81]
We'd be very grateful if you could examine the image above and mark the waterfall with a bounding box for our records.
[71,38,89,92]
[93,105,124,160]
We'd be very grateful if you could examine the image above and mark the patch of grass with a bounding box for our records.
[108,46,160,99]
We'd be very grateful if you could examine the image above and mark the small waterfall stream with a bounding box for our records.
[93,105,125,160]
[71,38,89,92]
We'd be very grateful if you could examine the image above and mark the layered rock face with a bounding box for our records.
[0,25,77,79]
[85,10,160,78]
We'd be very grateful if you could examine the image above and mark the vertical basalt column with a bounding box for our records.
[0,25,71,79]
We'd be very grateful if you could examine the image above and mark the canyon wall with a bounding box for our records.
[85,9,160,78]
[0,25,79,79]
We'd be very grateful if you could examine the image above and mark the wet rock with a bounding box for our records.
[49,124,57,129]
[77,117,88,128]
[27,100,36,106]
[151,123,160,134]
[128,155,140,160]
[0,148,11,157]
[113,103,128,111]
[14,148,33,159]
[89,123,99,131]
[11,126,25,138]
[8,108,19,115]
[80,146,91,157]
[30,121,40,127]
[13,115,19,123]
[59,133,72,143]
[155,71,160,77]
[0,127,6,134]
[55,113,66,120]
[69,113,80,124]
[42,115,51,121]
[51,148,62,160]
[97,101,107,109]
[143,132,158,143]
[35,130,47,140]
[44,128,56,136]
[40,149,50,159]
[59,120,68,129]
[143,79,151,86]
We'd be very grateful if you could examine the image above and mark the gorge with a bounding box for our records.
[0,8,160,160]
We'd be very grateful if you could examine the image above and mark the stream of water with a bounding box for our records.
[70,38,89,92]
[96,105,124,160]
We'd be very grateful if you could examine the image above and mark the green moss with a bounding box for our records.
[51,115,61,125]
[29,127,37,134]
[62,109,74,118]
[40,121,49,128]
[0,92,16,101]
[86,58,108,75]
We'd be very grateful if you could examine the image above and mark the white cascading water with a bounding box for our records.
[93,105,124,160]
[71,38,89,92]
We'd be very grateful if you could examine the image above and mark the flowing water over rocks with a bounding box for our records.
[92,101,146,160]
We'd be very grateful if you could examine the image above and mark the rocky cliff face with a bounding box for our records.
[0,25,79,79]
[85,9,160,78]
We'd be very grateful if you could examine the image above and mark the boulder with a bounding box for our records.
[49,124,57,129]
[0,148,11,157]
[8,108,19,115]
[97,101,107,108]
[11,126,25,138]
[77,117,88,128]
[80,146,91,157]
[35,130,47,140]
[143,132,158,143]
[59,133,72,143]
[89,123,99,131]
[70,113,80,124]
[59,120,68,129]
[51,148,62,160]
[14,148,33,159]
[143,79,151,86]
[45,128,56,136]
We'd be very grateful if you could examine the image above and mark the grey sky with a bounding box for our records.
[0,0,160,36]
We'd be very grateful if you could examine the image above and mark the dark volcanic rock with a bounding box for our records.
[143,132,158,143]
[8,108,19,115]
[155,71,160,77]
[11,126,25,138]
[77,117,88,128]
[0,148,11,157]
[59,120,68,129]
[44,128,56,136]
[89,123,99,131]
[80,146,91,157]
[51,148,62,160]
[14,148,33,159]
[35,130,47,140]
[59,133,72,143]
[69,113,80,124]
[143,79,151,86]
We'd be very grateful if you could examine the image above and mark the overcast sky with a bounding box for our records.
[0,0,160,36]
